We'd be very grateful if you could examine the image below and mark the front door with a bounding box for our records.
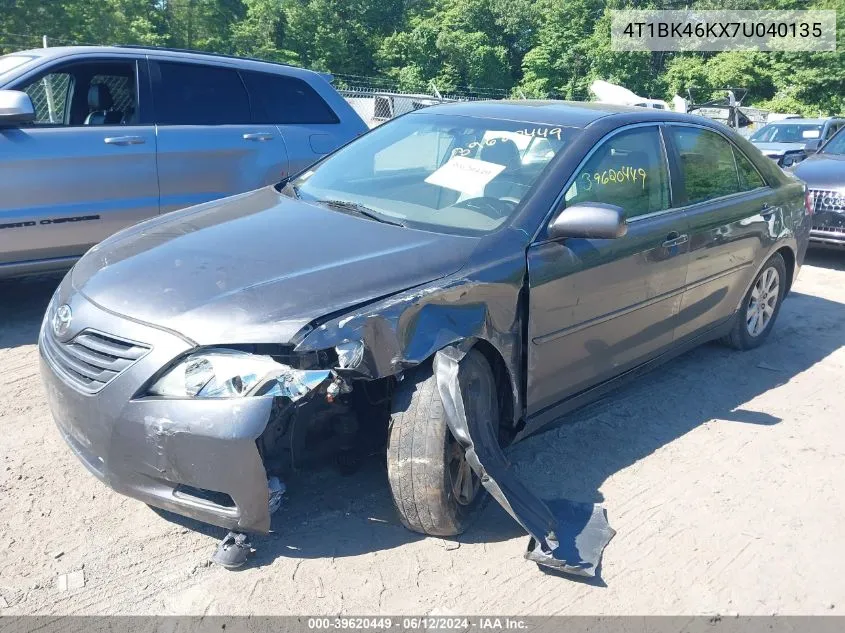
[526,125,689,416]
[148,59,289,214]
[0,58,158,267]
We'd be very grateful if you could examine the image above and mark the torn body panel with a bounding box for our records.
[293,233,530,431]
[433,345,615,576]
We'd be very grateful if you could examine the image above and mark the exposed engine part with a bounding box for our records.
[326,374,352,403]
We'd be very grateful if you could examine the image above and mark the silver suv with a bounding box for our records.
[749,117,845,168]
[0,46,368,278]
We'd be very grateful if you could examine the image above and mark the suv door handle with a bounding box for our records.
[243,132,275,141]
[760,204,776,218]
[104,135,145,146]
[662,232,689,248]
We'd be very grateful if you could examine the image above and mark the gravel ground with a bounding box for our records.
[1,250,843,616]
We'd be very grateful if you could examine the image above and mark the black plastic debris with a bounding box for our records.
[434,345,615,577]
[211,532,252,569]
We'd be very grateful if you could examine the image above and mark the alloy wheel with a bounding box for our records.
[746,266,780,337]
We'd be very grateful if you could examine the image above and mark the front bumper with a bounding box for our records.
[38,283,279,533]
[810,226,845,247]
[808,194,845,248]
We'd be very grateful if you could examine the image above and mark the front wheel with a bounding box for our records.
[386,349,495,536]
[723,252,787,350]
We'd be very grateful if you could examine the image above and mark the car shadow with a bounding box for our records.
[152,291,844,579]
[0,274,63,349]
[805,247,845,271]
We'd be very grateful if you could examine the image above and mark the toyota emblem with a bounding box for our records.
[52,304,73,338]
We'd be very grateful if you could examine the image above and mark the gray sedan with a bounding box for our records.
[39,101,810,571]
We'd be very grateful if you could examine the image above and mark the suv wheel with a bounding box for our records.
[386,349,494,536]
[723,252,787,350]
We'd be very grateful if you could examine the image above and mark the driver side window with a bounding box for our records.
[17,60,138,127]
[22,72,72,124]
[564,127,670,219]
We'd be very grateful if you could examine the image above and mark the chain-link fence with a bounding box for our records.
[338,87,458,128]
[333,74,521,128]
[23,73,70,123]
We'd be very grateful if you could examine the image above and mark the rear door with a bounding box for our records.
[149,59,288,213]
[526,124,690,416]
[666,124,778,341]
[0,57,157,268]
[239,70,350,176]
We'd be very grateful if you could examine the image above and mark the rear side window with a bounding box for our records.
[670,127,742,204]
[241,71,339,124]
[153,61,250,125]
[564,126,670,219]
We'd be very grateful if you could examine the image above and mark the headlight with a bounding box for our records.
[148,349,331,399]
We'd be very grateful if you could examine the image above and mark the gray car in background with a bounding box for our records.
[0,46,368,278]
[792,127,845,248]
[749,117,845,168]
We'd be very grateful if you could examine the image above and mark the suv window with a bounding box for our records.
[564,126,670,219]
[734,148,765,191]
[23,72,71,124]
[153,61,250,125]
[241,71,338,124]
[18,61,138,126]
[670,127,742,204]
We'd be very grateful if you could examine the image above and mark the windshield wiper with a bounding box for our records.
[315,199,406,227]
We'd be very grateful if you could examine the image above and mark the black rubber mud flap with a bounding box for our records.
[433,345,615,577]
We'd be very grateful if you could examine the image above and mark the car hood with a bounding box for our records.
[72,187,479,345]
[792,153,845,190]
[752,141,804,156]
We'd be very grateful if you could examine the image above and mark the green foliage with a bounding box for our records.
[1,0,843,115]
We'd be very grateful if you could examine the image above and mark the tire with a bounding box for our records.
[723,252,787,350]
[386,349,494,536]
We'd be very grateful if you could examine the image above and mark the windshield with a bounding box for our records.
[288,113,577,235]
[820,128,845,155]
[0,54,34,79]
[750,122,823,143]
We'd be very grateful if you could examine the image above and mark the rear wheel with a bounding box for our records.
[386,349,494,536]
[723,253,787,350]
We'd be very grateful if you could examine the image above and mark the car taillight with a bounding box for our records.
[804,189,814,215]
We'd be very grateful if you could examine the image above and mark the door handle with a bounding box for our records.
[243,132,275,141]
[662,232,689,248]
[104,135,145,146]
[760,204,776,218]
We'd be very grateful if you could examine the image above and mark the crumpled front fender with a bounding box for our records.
[293,272,524,426]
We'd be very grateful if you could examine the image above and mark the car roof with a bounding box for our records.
[768,118,841,124]
[8,45,331,81]
[418,99,716,128]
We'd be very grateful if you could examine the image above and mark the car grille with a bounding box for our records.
[41,328,150,393]
[808,189,845,215]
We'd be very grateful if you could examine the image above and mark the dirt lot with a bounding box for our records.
[1,250,844,616]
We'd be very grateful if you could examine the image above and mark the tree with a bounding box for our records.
[230,0,297,62]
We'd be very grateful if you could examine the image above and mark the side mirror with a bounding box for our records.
[803,139,821,154]
[548,202,628,240]
[0,90,35,127]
